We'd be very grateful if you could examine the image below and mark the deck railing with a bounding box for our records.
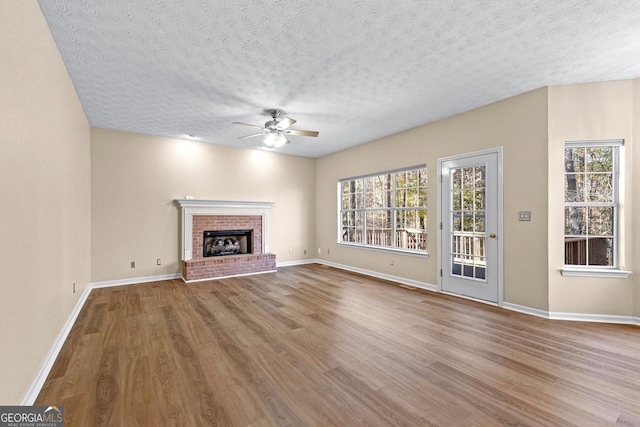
[451,233,486,267]
[342,228,426,251]
[564,237,611,266]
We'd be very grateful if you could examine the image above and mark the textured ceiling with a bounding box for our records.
[38,0,640,158]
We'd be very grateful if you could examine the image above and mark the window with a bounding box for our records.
[564,140,621,267]
[339,165,427,253]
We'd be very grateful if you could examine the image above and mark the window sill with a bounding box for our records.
[337,242,428,258]
[561,267,631,279]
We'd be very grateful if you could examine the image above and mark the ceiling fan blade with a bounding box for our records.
[275,117,296,130]
[238,132,265,139]
[232,121,264,129]
[286,129,319,137]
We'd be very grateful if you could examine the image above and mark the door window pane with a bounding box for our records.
[449,165,488,281]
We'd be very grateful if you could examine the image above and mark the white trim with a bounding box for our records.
[19,286,92,405]
[503,302,640,326]
[549,311,637,324]
[181,269,277,283]
[497,147,504,306]
[502,302,553,319]
[91,273,182,288]
[175,199,274,261]
[175,199,275,209]
[561,267,631,278]
[277,259,318,267]
[316,259,437,292]
[565,139,623,147]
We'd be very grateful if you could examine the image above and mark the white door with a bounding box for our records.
[439,150,501,303]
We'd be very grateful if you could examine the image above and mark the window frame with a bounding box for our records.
[337,165,428,256]
[563,139,622,273]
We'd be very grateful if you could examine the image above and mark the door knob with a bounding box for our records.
[489,233,496,238]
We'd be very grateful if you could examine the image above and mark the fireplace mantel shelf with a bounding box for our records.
[176,199,274,209]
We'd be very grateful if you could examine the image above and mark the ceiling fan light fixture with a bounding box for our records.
[274,134,288,148]
[264,132,287,148]
[264,132,277,147]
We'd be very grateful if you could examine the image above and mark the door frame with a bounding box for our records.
[437,147,504,306]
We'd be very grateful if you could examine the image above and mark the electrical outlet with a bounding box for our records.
[304,249,307,255]
[317,248,321,254]
[73,283,76,293]
[289,248,293,254]
[519,211,532,221]
[157,258,162,265]
[390,258,394,265]
[131,261,136,268]
[327,249,330,255]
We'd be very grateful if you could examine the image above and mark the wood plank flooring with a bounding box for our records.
[36,264,640,426]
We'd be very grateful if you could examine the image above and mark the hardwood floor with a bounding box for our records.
[36,264,640,426]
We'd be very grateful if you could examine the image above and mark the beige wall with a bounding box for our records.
[0,1,91,404]
[548,81,637,315]
[91,128,316,282]
[633,80,640,319]
[316,88,550,310]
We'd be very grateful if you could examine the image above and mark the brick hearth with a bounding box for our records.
[182,253,276,281]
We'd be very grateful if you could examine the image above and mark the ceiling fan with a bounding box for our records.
[232,109,319,148]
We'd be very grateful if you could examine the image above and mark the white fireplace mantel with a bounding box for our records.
[175,199,274,260]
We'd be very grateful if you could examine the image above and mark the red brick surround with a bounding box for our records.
[192,215,263,258]
[183,214,275,281]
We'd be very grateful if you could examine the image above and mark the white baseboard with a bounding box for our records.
[549,311,640,325]
[501,302,551,319]
[19,285,92,405]
[315,259,438,292]
[91,273,182,288]
[503,302,640,325]
[276,259,318,267]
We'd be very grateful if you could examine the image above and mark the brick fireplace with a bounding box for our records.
[176,199,276,282]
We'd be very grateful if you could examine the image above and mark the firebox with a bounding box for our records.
[203,229,253,257]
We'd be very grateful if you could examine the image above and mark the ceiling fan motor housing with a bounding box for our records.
[265,120,279,129]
